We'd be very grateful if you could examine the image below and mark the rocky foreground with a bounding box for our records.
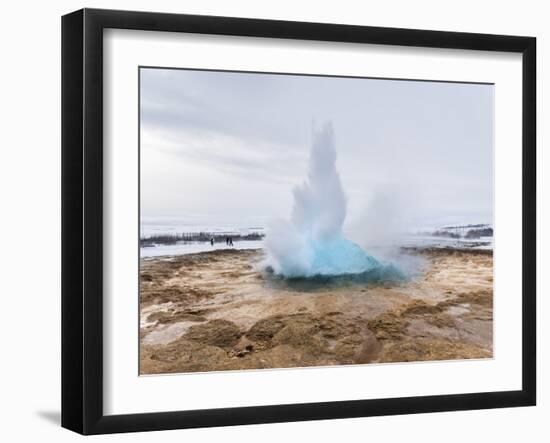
[139,248,493,374]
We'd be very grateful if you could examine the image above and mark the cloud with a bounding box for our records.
[139,67,494,226]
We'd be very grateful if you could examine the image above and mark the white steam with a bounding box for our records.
[265,122,400,279]
[291,122,346,241]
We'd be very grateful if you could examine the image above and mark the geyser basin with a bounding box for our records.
[265,122,403,281]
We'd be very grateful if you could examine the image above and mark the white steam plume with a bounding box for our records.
[265,122,401,280]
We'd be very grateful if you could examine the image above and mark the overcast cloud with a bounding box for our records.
[140,68,493,229]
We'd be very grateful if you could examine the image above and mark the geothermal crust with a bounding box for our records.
[140,248,493,374]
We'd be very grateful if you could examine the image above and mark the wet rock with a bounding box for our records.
[401,299,442,316]
[379,338,491,362]
[141,339,227,374]
[367,311,409,340]
[147,310,206,325]
[229,336,255,358]
[141,273,153,282]
[184,319,241,348]
[427,313,456,328]
[246,316,287,345]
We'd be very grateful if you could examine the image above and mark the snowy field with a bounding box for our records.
[141,240,264,258]
[140,231,492,259]
[400,234,494,251]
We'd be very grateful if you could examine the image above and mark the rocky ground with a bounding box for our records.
[139,248,493,374]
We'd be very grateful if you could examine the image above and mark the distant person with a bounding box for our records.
[210,237,214,247]
[229,236,234,247]
[226,236,229,246]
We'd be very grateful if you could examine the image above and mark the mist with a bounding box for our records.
[265,123,403,280]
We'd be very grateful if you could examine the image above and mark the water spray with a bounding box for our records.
[265,122,402,281]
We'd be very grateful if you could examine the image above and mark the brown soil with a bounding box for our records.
[140,248,493,374]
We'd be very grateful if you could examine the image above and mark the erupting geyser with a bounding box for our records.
[265,122,402,281]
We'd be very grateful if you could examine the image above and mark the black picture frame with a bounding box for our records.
[61,8,536,435]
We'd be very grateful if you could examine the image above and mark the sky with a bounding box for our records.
[140,67,494,230]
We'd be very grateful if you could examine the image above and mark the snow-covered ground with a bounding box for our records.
[141,240,264,258]
[139,222,493,258]
[400,234,493,250]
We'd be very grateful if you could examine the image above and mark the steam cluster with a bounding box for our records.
[265,122,400,280]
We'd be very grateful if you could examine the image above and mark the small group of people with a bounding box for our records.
[209,236,234,247]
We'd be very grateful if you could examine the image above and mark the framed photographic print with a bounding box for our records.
[61,8,536,435]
